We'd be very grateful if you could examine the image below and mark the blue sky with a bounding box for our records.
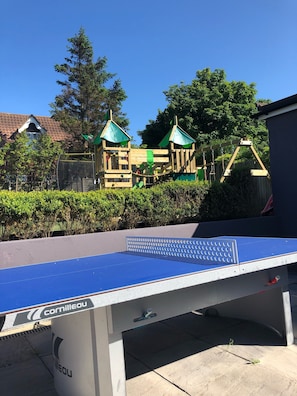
[1,0,296,144]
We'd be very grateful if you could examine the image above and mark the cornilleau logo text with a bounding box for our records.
[43,301,89,317]
[13,298,94,325]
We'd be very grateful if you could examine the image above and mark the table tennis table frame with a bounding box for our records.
[52,267,292,396]
[0,224,295,396]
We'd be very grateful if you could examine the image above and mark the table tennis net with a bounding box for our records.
[126,236,239,264]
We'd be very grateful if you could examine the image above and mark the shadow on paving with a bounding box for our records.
[124,311,286,380]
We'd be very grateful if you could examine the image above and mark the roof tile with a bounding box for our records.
[0,112,68,142]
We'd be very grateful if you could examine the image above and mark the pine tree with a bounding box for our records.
[50,27,128,152]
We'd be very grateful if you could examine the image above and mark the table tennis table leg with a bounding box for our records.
[52,307,126,396]
[207,285,294,346]
[282,288,294,345]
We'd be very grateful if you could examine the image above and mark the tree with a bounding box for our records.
[30,134,63,190]
[4,133,33,191]
[0,132,9,188]
[138,68,269,153]
[50,27,128,152]
[2,133,63,191]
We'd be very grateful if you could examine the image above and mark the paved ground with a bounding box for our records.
[1,268,297,396]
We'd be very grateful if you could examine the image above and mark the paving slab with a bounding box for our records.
[0,327,58,396]
[0,355,58,396]
[124,314,297,396]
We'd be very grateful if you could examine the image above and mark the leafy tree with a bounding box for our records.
[2,133,63,191]
[138,68,269,154]
[30,134,63,190]
[4,133,33,191]
[0,132,9,187]
[50,27,128,152]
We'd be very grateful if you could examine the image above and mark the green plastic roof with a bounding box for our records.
[94,120,131,145]
[93,134,102,145]
[159,125,195,148]
[82,134,94,142]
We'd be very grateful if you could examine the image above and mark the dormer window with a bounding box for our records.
[18,116,46,141]
[26,122,43,141]
[27,122,40,133]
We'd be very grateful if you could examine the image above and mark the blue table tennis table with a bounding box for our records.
[1,234,297,396]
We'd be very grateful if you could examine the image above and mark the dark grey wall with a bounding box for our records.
[0,218,279,270]
[193,216,279,238]
[0,224,198,269]
[266,110,297,236]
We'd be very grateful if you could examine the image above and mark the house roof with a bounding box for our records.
[255,94,297,120]
[0,112,68,142]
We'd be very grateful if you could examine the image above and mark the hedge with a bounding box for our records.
[0,174,260,240]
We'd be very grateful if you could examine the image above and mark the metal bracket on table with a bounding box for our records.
[133,308,157,322]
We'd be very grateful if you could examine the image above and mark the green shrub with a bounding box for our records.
[157,181,209,223]
[0,191,39,240]
[200,167,260,221]
[120,189,152,229]
[0,175,259,240]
